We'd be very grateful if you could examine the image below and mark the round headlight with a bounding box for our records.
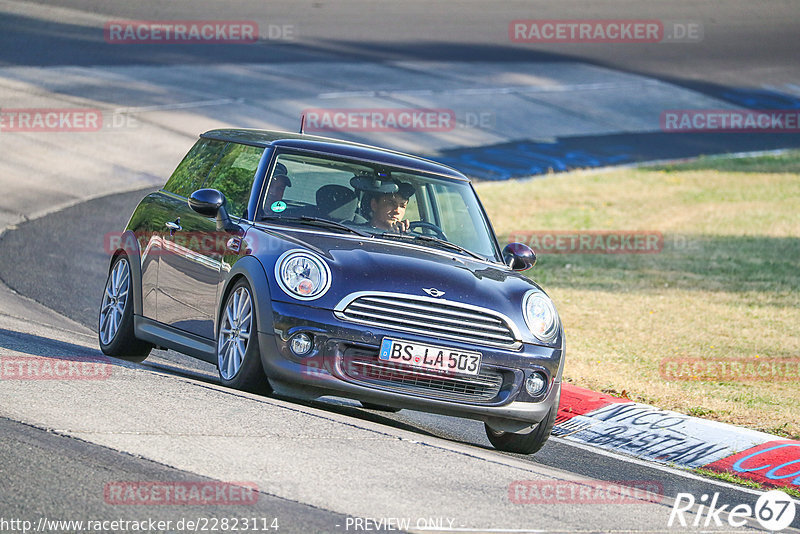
[523,289,559,343]
[275,250,331,300]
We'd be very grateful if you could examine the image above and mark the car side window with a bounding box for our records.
[163,139,227,197]
[203,143,265,219]
[432,183,484,248]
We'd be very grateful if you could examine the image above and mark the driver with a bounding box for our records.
[368,183,415,232]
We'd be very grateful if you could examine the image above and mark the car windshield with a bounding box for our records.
[259,151,499,260]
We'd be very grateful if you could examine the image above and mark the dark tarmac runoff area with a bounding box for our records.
[4,1,800,178]
[0,417,349,532]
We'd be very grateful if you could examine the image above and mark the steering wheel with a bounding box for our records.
[409,221,448,241]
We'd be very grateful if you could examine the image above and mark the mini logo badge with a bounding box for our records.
[423,287,445,298]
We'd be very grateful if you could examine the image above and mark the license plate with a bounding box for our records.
[379,338,482,376]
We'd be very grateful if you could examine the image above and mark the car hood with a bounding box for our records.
[248,224,545,322]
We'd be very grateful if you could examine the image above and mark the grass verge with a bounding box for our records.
[693,468,763,490]
[693,468,800,499]
[476,151,800,439]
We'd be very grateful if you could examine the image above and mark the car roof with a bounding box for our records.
[200,128,469,181]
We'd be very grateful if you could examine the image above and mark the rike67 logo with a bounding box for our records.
[669,490,796,531]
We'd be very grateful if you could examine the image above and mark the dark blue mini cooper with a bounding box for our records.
[99,129,564,454]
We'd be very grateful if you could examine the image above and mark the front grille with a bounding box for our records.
[341,347,504,403]
[334,292,520,349]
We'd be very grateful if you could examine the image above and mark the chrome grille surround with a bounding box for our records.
[340,347,505,403]
[334,291,522,349]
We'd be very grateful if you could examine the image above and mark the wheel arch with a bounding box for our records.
[109,230,144,316]
[216,255,275,340]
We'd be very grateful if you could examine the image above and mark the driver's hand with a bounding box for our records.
[392,219,410,233]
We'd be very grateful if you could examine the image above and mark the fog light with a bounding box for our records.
[290,333,313,356]
[525,372,548,397]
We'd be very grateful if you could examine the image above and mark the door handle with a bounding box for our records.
[226,237,242,253]
[165,219,182,232]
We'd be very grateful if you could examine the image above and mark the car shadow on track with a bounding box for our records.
[276,394,448,441]
[139,359,222,385]
[138,346,453,443]
[0,326,469,446]
[0,327,104,359]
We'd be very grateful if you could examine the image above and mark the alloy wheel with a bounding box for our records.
[218,286,253,380]
[99,258,130,346]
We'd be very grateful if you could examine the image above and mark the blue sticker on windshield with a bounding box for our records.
[270,201,287,213]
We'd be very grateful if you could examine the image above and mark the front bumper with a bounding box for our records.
[258,300,564,429]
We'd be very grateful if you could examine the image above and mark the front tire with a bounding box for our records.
[98,255,152,362]
[217,279,270,393]
[484,403,557,455]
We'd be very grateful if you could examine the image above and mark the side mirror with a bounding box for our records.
[188,189,239,232]
[189,188,225,216]
[502,242,536,271]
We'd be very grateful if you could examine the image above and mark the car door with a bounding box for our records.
[138,137,227,321]
[157,142,265,339]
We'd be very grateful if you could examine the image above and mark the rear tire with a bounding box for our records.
[217,279,271,394]
[484,403,557,455]
[98,255,152,362]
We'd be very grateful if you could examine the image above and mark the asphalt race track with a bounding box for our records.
[1,1,799,532]
[3,0,800,181]
[1,185,796,532]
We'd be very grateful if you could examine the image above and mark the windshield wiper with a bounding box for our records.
[261,216,371,237]
[379,232,486,261]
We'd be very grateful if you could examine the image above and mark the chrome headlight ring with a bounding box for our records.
[522,289,560,344]
[275,249,332,301]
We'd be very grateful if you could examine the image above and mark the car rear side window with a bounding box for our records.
[163,138,226,197]
[202,143,265,219]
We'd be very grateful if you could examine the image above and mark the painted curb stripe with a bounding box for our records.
[556,383,629,424]
[704,440,800,489]
[555,384,799,489]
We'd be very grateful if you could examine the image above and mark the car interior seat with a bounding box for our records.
[315,184,358,221]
